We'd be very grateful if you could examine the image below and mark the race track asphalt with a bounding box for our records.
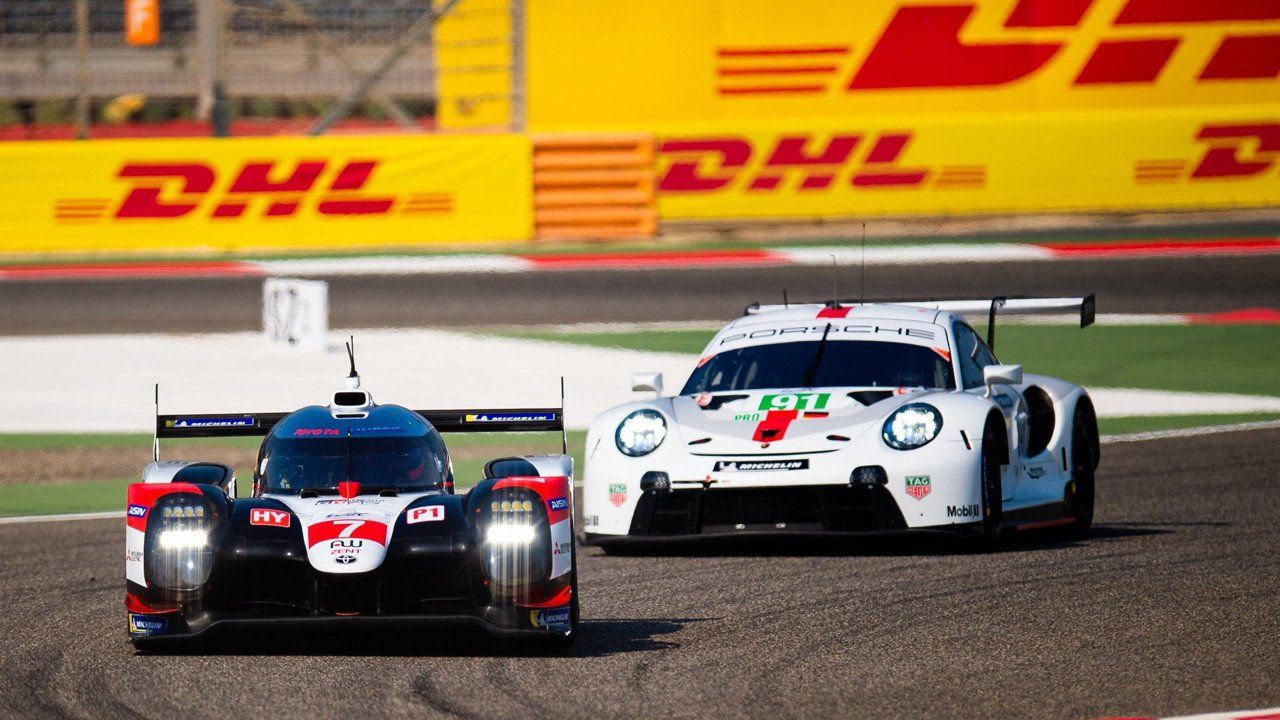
[3,254,1279,335]
[1,426,1277,720]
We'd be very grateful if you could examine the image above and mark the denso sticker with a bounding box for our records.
[713,459,809,472]
[127,504,148,518]
[249,508,290,528]
[530,606,572,631]
[547,497,568,511]
[406,505,445,524]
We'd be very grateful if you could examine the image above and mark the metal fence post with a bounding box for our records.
[74,0,90,139]
[510,0,525,132]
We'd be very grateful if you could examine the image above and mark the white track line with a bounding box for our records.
[0,510,122,525]
[1159,707,1280,720]
[1102,418,1280,444]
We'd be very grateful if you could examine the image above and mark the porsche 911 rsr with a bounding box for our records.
[125,358,578,648]
[581,296,1100,549]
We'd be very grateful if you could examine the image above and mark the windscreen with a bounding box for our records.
[259,434,445,494]
[681,340,955,394]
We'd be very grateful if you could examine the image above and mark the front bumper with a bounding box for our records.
[128,604,572,649]
[582,483,983,545]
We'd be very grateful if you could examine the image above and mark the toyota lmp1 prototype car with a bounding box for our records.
[582,296,1101,549]
[125,356,579,648]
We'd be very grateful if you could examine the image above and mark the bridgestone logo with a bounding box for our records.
[713,460,809,472]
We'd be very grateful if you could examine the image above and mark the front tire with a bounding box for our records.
[1067,402,1098,538]
[980,418,1005,547]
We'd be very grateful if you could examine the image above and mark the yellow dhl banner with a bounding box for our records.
[526,0,1280,131]
[0,134,533,255]
[655,110,1280,220]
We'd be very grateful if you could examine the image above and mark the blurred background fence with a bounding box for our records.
[0,0,519,138]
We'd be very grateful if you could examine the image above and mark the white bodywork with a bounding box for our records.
[582,302,1093,537]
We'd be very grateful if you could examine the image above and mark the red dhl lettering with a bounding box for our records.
[658,132,982,194]
[1135,122,1280,184]
[716,0,1280,97]
[54,159,454,222]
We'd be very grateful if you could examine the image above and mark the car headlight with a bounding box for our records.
[616,409,667,457]
[475,488,550,586]
[144,494,218,592]
[882,403,943,450]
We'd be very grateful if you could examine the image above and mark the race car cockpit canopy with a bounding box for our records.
[256,405,449,495]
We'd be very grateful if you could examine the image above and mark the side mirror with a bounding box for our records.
[983,364,1023,387]
[631,371,664,395]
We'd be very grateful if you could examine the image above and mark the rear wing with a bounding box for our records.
[900,295,1095,350]
[156,408,564,439]
[743,295,1094,351]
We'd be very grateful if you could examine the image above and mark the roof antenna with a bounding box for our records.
[559,376,568,456]
[860,221,867,304]
[783,289,789,308]
[830,254,839,307]
[152,382,160,463]
[344,335,361,389]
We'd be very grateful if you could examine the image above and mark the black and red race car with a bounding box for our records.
[125,358,578,649]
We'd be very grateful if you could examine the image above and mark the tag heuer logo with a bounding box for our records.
[713,459,808,472]
[905,475,931,500]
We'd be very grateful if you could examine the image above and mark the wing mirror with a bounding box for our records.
[983,364,1023,388]
[631,372,664,396]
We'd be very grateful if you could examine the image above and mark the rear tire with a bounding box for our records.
[1067,403,1098,539]
[979,418,1005,548]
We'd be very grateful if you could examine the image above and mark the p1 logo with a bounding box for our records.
[407,505,445,524]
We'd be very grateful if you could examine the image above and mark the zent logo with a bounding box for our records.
[407,506,445,524]
[249,508,290,528]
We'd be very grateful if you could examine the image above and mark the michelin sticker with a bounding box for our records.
[169,417,256,428]
[129,614,168,636]
[464,413,556,423]
[530,606,572,631]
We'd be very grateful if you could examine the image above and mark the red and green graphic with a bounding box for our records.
[905,475,932,501]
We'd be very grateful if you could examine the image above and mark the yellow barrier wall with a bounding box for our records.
[1,134,533,255]
[435,0,516,131]
[526,0,1280,218]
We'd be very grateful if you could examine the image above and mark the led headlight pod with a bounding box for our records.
[882,403,943,450]
[145,494,218,592]
[615,409,667,457]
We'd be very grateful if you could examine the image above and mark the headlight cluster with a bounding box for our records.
[477,488,549,586]
[882,403,943,450]
[145,494,218,592]
[616,409,667,456]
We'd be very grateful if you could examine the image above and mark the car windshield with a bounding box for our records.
[259,434,445,494]
[681,340,955,394]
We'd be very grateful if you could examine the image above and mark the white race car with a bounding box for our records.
[581,296,1099,549]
